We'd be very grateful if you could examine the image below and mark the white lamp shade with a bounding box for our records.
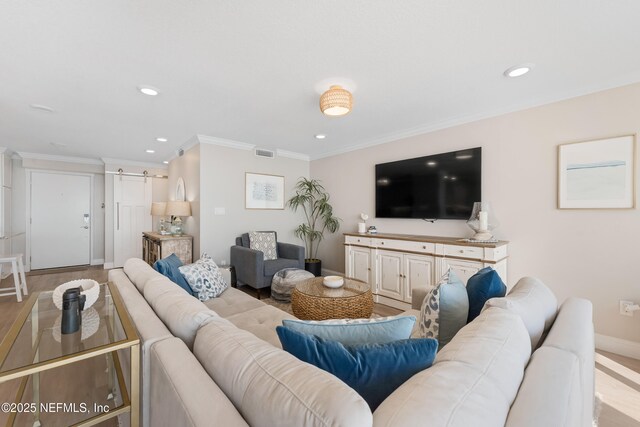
[165,200,191,217]
[151,202,167,216]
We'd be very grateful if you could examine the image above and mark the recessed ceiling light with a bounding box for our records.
[503,64,534,78]
[138,85,159,96]
[315,134,326,140]
[29,104,55,113]
[163,160,169,164]
[156,137,168,142]
[146,149,155,154]
[426,161,437,167]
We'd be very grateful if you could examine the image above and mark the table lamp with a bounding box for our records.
[165,201,191,236]
[150,202,169,235]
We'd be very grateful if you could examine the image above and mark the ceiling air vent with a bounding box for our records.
[255,148,275,159]
[177,148,184,157]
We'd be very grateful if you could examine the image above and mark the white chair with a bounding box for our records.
[0,254,28,302]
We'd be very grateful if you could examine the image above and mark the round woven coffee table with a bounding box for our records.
[291,277,373,320]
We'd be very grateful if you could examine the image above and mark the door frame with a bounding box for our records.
[26,169,95,271]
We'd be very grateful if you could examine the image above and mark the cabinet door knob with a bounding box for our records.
[423,245,427,249]
[381,242,385,245]
[459,249,464,253]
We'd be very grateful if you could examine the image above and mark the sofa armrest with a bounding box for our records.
[411,285,429,310]
[277,242,305,267]
[230,245,264,288]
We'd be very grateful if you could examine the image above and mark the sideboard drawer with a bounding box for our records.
[372,238,435,254]
[345,235,372,246]
[443,244,484,260]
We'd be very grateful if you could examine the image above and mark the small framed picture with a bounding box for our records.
[558,134,636,209]
[245,173,285,210]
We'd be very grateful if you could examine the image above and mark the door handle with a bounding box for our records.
[81,226,89,229]
[117,202,120,230]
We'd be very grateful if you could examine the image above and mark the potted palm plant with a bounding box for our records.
[287,178,341,276]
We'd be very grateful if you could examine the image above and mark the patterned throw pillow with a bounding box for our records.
[248,231,278,261]
[179,253,228,301]
[418,269,469,348]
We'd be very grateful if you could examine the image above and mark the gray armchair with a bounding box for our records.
[230,232,305,299]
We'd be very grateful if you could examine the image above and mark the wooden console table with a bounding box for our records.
[142,232,193,266]
[344,232,509,310]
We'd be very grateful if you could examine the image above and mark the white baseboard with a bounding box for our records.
[321,268,343,277]
[91,258,105,266]
[595,333,640,360]
[103,262,114,270]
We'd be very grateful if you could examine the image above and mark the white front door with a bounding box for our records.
[113,176,151,268]
[30,172,91,269]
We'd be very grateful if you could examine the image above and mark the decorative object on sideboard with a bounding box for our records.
[166,200,191,235]
[367,225,378,234]
[466,202,499,242]
[557,134,635,209]
[287,177,341,276]
[245,172,285,210]
[319,85,353,116]
[53,279,100,310]
[323,275,345,288]
[151,202,170,235]
[358,213,368,234]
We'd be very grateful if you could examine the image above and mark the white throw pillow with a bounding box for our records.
[248,231,278,260]
[179,253,228,301]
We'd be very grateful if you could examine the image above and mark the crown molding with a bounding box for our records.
[310,76,640,161]
[276,149,310,161]
[197,134,255,151]
[17,151,103,165]
[101,157,167,169]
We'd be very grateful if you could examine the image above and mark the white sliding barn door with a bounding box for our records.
[113,176,151,268]
[30,172,92,269]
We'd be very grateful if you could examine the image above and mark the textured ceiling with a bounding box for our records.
[1,0,640,163]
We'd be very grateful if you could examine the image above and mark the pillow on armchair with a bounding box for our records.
[248,231,278,260]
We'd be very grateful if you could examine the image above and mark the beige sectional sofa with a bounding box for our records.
[110,258,594,427]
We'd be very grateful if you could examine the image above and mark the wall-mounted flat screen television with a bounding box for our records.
[375,147,481,219]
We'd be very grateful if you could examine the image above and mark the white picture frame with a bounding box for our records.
[245,173,285,210]
[558,134,636,209]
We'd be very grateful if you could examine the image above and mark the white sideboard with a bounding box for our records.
[344,232,509,310]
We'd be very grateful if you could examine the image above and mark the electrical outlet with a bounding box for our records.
[620,300,635,316]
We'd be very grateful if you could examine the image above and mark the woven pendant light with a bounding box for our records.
[320,85,353,116]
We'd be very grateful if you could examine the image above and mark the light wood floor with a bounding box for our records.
[0,267,638,426]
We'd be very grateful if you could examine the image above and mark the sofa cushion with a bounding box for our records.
[539,298,594,427]
[264,258,300,276]
[505,347,582,427]
[466,267,506,322]
[179,253,228,301]
[144,276,218,349]
[225,305,296,348]
[484,276,558,349]
[124,258,165,293]
[194,317,373,427]
[149,338,249,427]
[248,231,278,260]
[277,326,437,411]
[374,307,531,427]
[203,287,264,318]
[282,315,416,346]
[418,270,468,348]
[153,253,194,296]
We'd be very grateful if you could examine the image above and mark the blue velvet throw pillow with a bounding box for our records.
[466,267,506,323]
[153,253,195,296]
[281,315,416,346]
[276,326,438,410]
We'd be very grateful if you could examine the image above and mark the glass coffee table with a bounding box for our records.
[0,282,140,427]
[291,277,373,320]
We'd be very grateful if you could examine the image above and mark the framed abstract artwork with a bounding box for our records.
[245,173,285,210]
[558,134,636,209]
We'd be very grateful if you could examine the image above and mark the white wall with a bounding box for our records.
[311,82,640,344]
[196,144,309,264]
